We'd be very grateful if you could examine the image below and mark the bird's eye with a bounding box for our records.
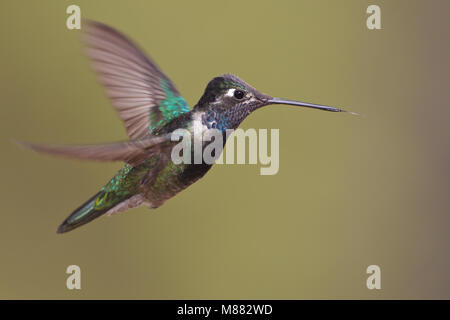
[233,90,245,99]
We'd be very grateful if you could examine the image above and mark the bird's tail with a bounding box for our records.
[13,139,159,233]
[56,164,145,233]
[56,190,121,233]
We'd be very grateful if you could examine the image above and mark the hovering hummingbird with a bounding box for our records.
[18,21,356,233]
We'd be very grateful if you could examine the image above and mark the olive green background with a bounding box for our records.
[1,0,449,299]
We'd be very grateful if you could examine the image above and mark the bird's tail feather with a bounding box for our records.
[57,190,127,233]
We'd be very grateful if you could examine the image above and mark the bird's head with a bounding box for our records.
[194,74,355,130]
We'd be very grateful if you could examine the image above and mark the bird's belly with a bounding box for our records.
[143,161,212,208]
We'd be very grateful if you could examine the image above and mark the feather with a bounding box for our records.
[14,134,172,167]
[83,20,190,138]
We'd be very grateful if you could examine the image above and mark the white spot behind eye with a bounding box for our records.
[225,88,236,97]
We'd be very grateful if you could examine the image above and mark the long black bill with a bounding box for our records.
[266,98,358,115]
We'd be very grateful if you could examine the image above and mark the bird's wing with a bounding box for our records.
[15,134,173,167]
[83,20,190,139]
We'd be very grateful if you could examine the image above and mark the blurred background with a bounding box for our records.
[1,0,449,299]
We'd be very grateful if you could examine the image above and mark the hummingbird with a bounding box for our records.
[18,21,356,233]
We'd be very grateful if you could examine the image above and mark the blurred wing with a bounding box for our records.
[16,134,173,167]
[83,20,190,139]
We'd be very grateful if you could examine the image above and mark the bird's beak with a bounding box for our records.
[264,97,358,115]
